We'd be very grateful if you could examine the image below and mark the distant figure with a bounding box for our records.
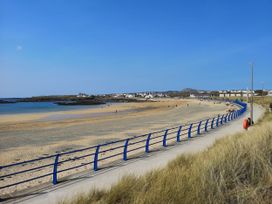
[115,110,118,113]
[187,104,189,107]
[176,104,178,107]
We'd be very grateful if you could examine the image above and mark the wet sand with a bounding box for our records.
[0,99,229,164]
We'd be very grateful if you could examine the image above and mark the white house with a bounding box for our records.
[125,94,134,98]
[268,90,272,96]
[219,91,226,97]
[190,94,196,98]
[145,94,153,99]
[77,93,88,98]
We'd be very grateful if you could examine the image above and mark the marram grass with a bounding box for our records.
[61,112,272,204]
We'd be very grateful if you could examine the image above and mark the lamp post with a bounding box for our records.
[250,63,254,125]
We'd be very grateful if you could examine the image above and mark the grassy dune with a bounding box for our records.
[63,100,272,204]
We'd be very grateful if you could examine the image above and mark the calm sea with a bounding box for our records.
[0,102,106,115]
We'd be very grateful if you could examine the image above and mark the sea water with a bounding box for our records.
[0,102,106,115]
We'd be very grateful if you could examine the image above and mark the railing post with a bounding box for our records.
[220,114,224,125]
[163,129,168,147]
[224,114,228,123]
[205,119,209,132]
[228,113,231,121]
[123,139,129,161]
[145,133,152,153]
[216,116,220,127]
[94,145,100,171]
[211,118,215,129]
[53,154,60,185]
[177,126,182,142]
[188,123,193,138]
[197,121,202,135]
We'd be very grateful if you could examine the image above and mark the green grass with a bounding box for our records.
[62,98,272,204]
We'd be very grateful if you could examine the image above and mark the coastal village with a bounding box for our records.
[76,89,272,99]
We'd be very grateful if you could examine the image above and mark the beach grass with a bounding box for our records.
[61,98,272,204]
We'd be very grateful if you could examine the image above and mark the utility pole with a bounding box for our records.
[246,87,249,103]
[250,63,254,125]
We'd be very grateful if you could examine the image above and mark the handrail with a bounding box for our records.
[0,100,247,193]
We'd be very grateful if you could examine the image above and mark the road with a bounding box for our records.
[2,104,264,204]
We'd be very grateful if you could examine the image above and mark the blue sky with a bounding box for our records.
[1,0,272,97]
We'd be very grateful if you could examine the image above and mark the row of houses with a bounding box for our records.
[113,92,168,99]
[219,90,255,98]
[218,90,272,98]
[76,90,272,99]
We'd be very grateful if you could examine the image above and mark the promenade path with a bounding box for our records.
[3,104,264,204]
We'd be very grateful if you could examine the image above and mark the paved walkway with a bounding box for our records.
[5,105,264,204]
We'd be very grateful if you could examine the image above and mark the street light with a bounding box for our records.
[250,63,254,125]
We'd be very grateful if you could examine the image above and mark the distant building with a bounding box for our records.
[155,93,167,98]
[113,94,121,98]
[145,94,153,99]
[125,94,134,98]
[268,90,272,96]
[189,94,196,98]
[77,93,89,98]
[219,90,255,98]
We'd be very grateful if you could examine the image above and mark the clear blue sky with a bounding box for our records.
[1,0,272,97]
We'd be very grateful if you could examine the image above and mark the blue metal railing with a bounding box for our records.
[0,100,247,192]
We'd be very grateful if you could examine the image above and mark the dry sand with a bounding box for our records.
[0,99,228,164]
[0,98,231,196]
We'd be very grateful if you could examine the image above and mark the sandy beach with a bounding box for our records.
[0,98,234,196]
[0,99,230,164]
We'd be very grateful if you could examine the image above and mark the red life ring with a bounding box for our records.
[243,119,249,130]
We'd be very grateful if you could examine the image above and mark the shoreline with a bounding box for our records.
[0,98,232,196]
[0,99,230,165]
